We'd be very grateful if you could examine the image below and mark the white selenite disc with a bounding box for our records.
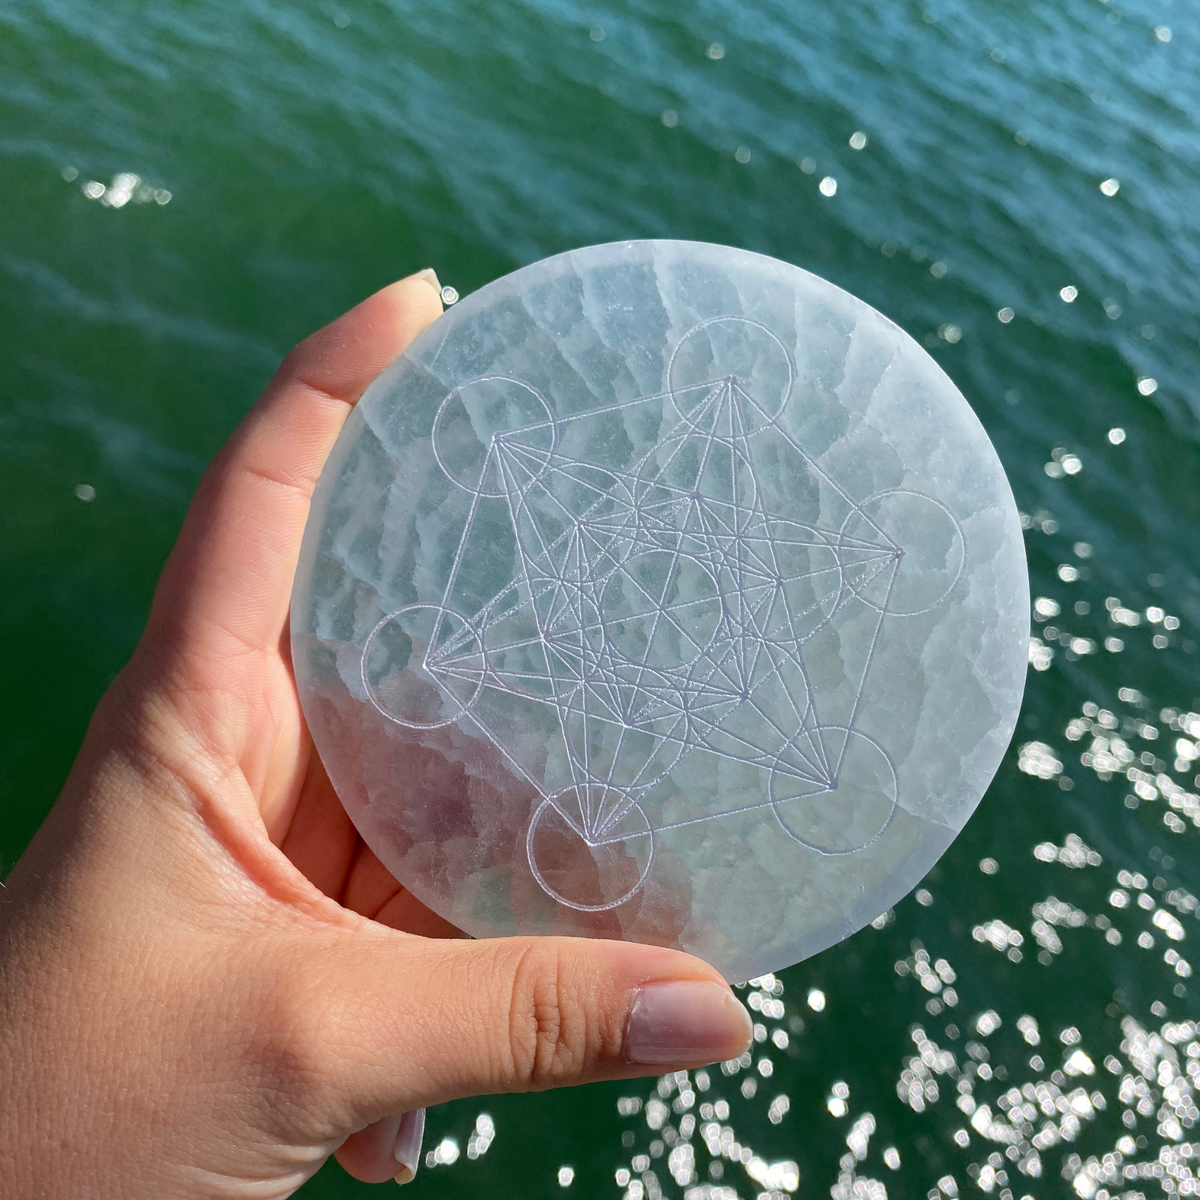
[291,240,1028,981]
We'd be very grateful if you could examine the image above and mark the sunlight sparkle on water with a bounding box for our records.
[79,172,170,207]
[417,738,1200,1200]
[426,1137,460,1168]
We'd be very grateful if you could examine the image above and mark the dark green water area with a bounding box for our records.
[2,1,1199,1197]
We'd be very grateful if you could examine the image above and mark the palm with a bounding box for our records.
[144,276,455,939]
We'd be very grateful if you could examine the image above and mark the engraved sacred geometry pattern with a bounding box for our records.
[360,318,965,911]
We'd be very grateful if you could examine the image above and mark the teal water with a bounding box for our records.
[3,1,1199,1197]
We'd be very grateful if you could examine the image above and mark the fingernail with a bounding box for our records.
[393,1107,426,1186]
[624,980,753,1066]
[412,267,442,298]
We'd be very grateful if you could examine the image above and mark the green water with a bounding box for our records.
[3,1,1199,1196]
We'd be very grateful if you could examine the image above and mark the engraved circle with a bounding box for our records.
[769,726,899,854]
[526,794,654,912]
[839,490,965,616]
[361,604,484,729]
[667,316,795,433]
[432,375,556,498]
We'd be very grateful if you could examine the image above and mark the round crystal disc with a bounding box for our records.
[291,240,1028,981]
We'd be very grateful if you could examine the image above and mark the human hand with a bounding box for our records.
[0,272,752,1198]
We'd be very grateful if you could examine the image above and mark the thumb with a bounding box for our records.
[311,930,752,1179]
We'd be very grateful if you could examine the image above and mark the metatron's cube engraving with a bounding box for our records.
[292,241,1027,980]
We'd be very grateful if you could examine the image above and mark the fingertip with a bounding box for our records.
[331,1105,426,1186]
[556,939,751,1070]
[334,1113,404,1185]
[373,268,445,341]
[623,979,752,1067]
[392,1107,426,1185]
[410,267,443,298]
[283,270,445,398]
[473,935,749,1076]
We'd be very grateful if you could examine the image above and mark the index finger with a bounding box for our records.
[146,272,444,669]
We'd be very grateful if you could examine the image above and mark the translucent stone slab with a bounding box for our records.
[291,241,1028,981]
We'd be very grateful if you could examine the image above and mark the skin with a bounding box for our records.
[0,275,752,1198]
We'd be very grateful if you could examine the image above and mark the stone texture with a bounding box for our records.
[291,240,1028,980]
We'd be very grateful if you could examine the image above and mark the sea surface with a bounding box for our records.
[2,1,1199,1197]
